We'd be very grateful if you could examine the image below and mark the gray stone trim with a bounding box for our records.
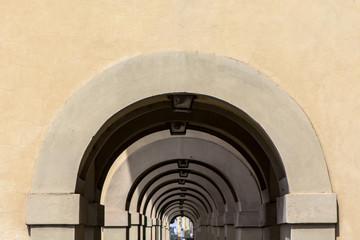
[27,52,337,240]
[277,193,337,224]
[26,194,87,225]
[32,51,332,194]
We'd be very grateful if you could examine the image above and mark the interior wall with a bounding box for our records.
[1,1,360,239]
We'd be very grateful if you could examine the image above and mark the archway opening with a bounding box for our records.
[26,52,336,240]
[88,93,284,240]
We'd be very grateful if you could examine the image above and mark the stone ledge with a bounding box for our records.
[26,193,87,225]
[30,226,81,240]
[277,193,337,224]
[280,224,336,240]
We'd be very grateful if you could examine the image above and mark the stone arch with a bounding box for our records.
[26,52,336,240]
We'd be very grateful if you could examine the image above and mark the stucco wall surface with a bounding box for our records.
[1,1,359,239]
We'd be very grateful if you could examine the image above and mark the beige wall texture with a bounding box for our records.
[1,1,359,239]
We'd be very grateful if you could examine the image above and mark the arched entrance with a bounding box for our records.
[26,52,336,240]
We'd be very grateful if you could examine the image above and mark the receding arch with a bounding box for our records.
[149,187,217,212]
[127,159,237,211]
[167,210,197,224]
[27,52,336,240]
[163,206,198,222]
[162,202,200,219]
[131,158,236,212]
[157,199,205,219]
[154,192,211,216]
[104,135,262,222]
[140,179,222,215]
[128,169,223,211]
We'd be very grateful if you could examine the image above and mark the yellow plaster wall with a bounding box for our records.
[1,0,359,239]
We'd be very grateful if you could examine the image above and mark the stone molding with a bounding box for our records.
[277,193,337,224]
[32,51,332,195]
[27,52,337,240]
[26,193,87,225]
